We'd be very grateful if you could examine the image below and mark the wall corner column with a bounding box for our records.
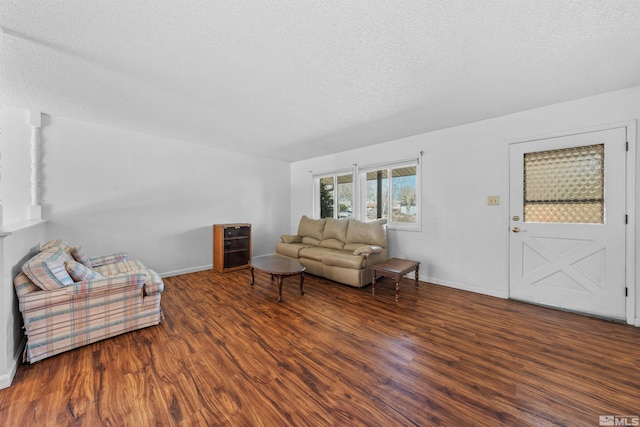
[0,102,3,228]
[28,111,42,221]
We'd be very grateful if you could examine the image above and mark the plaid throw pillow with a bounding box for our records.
[65,260,103,282]
[22,248,74,290]
[71,246,93,268]
[41,239,74,254]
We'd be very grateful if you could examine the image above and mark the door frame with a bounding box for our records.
[507,120,636,326]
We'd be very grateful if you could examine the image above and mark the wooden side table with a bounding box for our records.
[370,258,420,301]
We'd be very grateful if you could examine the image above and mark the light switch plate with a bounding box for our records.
[487,196,500,206]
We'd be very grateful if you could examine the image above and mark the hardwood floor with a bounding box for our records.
[1,269,639,426]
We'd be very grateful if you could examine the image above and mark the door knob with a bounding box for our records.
[512,227,520,233]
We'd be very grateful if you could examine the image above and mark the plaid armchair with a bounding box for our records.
[13,239,164,363]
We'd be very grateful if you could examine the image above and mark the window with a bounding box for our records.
[365,169,388,221]
[360,159,420,230]
[314,158,420,230]
[317,172,354,219]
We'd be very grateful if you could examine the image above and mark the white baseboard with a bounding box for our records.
[0,370,15,390]
[423,275,509,299]
[634,318,640,327]
[0,338,25,390]
[160,264,212,278]
[157,266,511,301]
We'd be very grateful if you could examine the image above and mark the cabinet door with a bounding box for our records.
[214,224,252,273]
[225,226,250,239]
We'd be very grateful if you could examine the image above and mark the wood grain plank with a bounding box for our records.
[0,271,638,426]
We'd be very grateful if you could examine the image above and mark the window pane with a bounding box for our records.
[391,166,417,223]
[319,176,334,219]
[337,174,353,218]
[366,170,388,220]
[524,144,604,224]
[524,202,604,224]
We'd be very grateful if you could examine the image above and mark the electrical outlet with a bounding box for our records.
[487,196,500,206]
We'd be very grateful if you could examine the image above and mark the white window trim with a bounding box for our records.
[313,167,355,219]
[311,155,422,231]
[358,157,421,231]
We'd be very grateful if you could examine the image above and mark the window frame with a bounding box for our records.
[358,158,421,231]
[313,157,421,231]
[313,168,356,220]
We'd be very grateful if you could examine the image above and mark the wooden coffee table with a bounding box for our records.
[250,255,305,302]
[370,258,420,301]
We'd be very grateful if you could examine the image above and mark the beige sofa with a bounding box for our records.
[275,216,388,287]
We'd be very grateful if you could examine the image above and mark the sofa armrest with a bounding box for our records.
[89,252,128,267]
[68,272,146,295]
[352,245,384,257]
[142,268,164,296]
[281,234,302,244]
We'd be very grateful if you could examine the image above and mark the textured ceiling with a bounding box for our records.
[1,1,639,162]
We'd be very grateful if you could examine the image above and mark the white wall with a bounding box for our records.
[40,114,291,275]
[291,86,640,320]
[0,106,33,226]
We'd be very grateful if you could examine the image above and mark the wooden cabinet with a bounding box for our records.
[213,223,252,273]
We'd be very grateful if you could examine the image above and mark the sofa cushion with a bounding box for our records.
[65,260,104,282]
[297,215,326,241]
[319,239,344,250]
[302,237,321,245]
[322,252,365,269]
[319,219,347,250]
[22,248,75,291]
[345,218,387,247]
[299,246,342,262]
[322,218,349,242]
[71,246,93,268]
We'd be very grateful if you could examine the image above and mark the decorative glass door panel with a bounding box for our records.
[524,144,604,224]
[509,129,626,320]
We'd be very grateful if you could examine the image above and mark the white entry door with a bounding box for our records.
[509,127,627,320]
